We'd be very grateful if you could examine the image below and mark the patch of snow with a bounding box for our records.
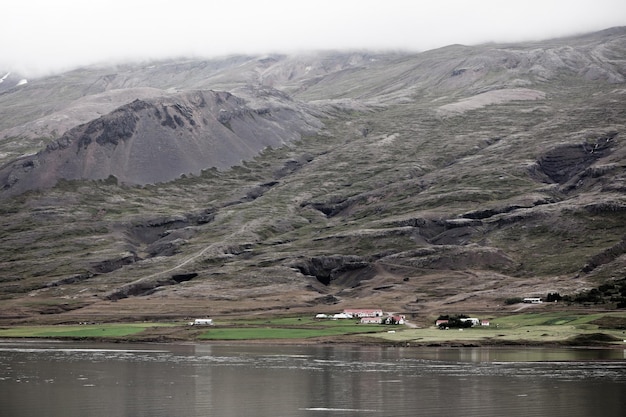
[0,72,10,83]
[16,79,28,86]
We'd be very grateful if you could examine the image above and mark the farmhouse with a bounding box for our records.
[360,317,383,324]
[319,308,405,325]
[460,318,480,326]
[343,308,383,318]
[384,315,406,325]
[435,316,489,328]
[523,297,542,304]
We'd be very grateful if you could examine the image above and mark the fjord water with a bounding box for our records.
[1,341,625,417]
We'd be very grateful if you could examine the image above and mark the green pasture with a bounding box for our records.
[199,317,385,340]
[1,312,625,344]
[0,322,174,338]
[226,316,368,327]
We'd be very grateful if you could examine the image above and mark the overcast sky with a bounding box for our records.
[2,0,625,76]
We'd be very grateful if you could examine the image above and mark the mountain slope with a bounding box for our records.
[0,89,321,196]
[0,28,625,323]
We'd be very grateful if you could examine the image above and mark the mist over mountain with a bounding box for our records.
[0,28,625,322]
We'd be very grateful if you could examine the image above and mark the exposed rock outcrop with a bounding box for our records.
[293,255,370,285]
[536,132,618,186]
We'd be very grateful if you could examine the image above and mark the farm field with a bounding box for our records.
[198,316,384,340]
[0,322,176,338]
[0,312,625,346]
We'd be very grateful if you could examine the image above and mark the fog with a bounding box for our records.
[2,0,625,76]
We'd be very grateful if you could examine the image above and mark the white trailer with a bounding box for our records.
[190,318,213,325]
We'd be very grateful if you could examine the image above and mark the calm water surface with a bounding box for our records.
[1,340,625,417]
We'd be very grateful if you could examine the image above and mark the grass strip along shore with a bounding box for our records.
[0,312,625,346]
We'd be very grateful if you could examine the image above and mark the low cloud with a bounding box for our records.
[2,0,625,76]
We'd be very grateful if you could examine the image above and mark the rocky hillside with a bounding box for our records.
[0,89,320,196]
[0,28,625,322]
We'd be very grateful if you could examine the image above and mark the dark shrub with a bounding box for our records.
[546,292,562,302]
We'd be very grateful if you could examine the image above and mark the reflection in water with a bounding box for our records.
[1,341,625,417]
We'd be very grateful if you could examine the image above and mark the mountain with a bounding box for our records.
[0,28,625,323]
[0,89,320,196]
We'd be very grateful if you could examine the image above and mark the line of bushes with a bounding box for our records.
[563,279,626,308]
[503,280,626,309]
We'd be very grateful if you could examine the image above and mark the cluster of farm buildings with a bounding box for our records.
[435,317,491,328]
[315,308,406,325]
[191,298,545,328]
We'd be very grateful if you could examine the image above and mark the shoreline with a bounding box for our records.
[1,332,625,350]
